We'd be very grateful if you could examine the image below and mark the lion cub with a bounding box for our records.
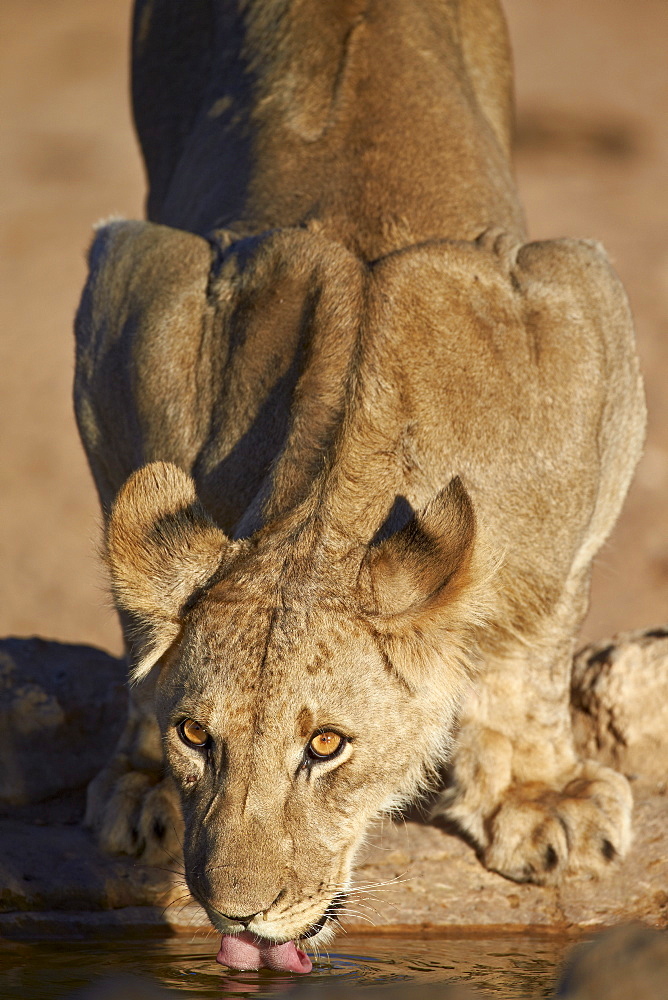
[74,0,645,966]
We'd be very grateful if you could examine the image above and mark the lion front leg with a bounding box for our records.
[85,672,183,864]
[432,634,632,884]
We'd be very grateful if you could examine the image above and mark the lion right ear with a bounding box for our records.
[106,461,232,681]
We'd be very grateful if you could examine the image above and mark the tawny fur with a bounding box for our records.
[74,0,645,944]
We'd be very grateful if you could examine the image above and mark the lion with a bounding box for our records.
[73,0,645,974]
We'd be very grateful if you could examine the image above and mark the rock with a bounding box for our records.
[555,924,668,999]
[0,821,170,916]
[339,786,668,933]
[571,626,668,785]
[0,638,126,807]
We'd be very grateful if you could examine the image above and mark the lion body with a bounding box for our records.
[74,0,645,945]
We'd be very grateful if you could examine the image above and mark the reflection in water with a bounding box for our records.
[0,933,568,999]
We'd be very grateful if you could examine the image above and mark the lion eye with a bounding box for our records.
[179,718,210,749]
[307,731,344,760]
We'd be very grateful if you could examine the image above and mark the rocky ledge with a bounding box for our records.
[0,628,667,940]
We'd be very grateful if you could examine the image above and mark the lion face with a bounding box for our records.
[106,461,481,943]
[155,595,427,941]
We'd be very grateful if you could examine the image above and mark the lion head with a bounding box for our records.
[105,460,483,950]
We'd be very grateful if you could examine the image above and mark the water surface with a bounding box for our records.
[0,933,569,998]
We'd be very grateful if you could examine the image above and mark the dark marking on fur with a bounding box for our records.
[587,644,615,668]
[304,638,335,675]
[180,559,229,617]
[544,844,559,871]
[556,813,572,850]
[367,624,415,695]
[601,838,617,862]
[297,706,314,739]
[273,887,287,907]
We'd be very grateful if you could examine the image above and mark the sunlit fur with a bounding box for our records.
[76,0,645,948]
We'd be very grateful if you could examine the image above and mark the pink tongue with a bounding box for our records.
[216,931,313,974]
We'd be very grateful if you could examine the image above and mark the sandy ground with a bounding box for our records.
[1,0,667,656]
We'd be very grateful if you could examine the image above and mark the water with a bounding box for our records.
[0,933,569,999]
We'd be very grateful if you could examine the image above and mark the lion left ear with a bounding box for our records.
[106,461,234,681]
[358,478,480,694]
[363,477,476,620]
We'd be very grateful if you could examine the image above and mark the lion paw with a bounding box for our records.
[85,757,184,864]
[481,762,632,884]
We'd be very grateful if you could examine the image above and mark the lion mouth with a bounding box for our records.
[300,892,347,939]
[215,894,347,973]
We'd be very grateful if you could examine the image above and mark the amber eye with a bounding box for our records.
[178,718,210,749]
[307,730,344,760]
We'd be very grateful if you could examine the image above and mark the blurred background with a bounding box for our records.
[1,0,666,656]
